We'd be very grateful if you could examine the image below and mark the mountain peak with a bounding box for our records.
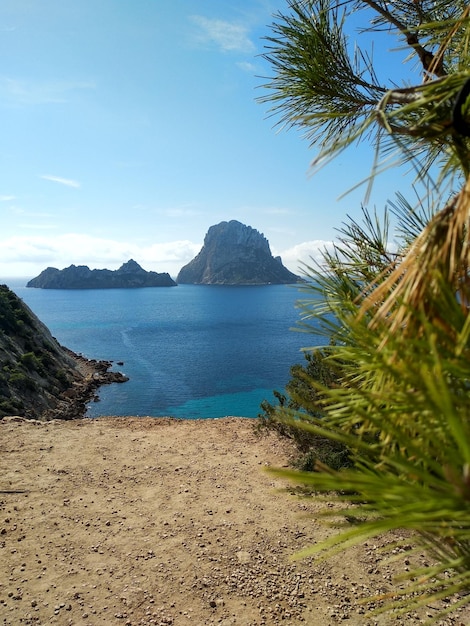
[118,259,144,273]
[177,220,299,285]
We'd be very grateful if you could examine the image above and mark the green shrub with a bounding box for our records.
[258,348,351,470]
[9,371,37,392]
[0,398,23,417]
[20,351,41,371]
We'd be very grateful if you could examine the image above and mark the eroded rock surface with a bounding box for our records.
[177,220,300,285]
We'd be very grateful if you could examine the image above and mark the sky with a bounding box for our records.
[0,0,422,280]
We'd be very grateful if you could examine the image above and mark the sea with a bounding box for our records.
[5,279,323,420]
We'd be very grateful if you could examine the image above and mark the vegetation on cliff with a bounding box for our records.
[0,284,127,420]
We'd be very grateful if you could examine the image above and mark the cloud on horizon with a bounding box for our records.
[40,175,81,188]
[0,234,334,280]
[273,240,335,274]
[0,234,201,278]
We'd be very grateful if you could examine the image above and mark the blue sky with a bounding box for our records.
[0,0,421,280]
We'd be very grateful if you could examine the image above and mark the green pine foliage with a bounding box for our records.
[259,0,470,620]
[258,348,351,471]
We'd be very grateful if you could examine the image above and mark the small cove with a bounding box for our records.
[8,280,321,419]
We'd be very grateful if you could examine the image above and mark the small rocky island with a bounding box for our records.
[177,220,300,285]
[0,284,128,420]
[27,259,176,289]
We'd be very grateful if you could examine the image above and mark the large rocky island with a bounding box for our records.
[27,259,176,289]
[177,220,300,285]
[0,284,127,420]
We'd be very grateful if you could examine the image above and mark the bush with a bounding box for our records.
[0,398,23,418]
[20,351,42,372]
[9,371,37,392]
[258,348,351,470]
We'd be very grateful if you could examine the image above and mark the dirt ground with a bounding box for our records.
[0,416,469,626]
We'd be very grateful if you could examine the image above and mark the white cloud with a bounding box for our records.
[236,61,257,73]
[0,77,95,105]
[40,175,81,188]
[190,16,255,53]
[18,223,59,230]
[0,233,337,281]
[162,207,203,219]
[263,208,293,217]
[0,234,201,279]
[274,240,335,274]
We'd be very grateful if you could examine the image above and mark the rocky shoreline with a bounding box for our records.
[41,349,129,421]
[0,283,129,423]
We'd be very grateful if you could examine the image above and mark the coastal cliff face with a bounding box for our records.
[27,259,176,289]
[177,220,300,285]
[0,285,127,420]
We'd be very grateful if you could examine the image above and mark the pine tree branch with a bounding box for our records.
[360,0,447,76]
[375,77,450,136]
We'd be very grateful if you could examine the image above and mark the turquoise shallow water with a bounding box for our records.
[6,280,321,419]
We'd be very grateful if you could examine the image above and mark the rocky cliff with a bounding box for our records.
[27,259,176,289]
[176,220,300,285]
[0,284,128,420]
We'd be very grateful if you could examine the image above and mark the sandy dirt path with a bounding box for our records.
[0,417,468,626]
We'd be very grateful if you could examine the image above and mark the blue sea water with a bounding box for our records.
[6,280,322,419]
